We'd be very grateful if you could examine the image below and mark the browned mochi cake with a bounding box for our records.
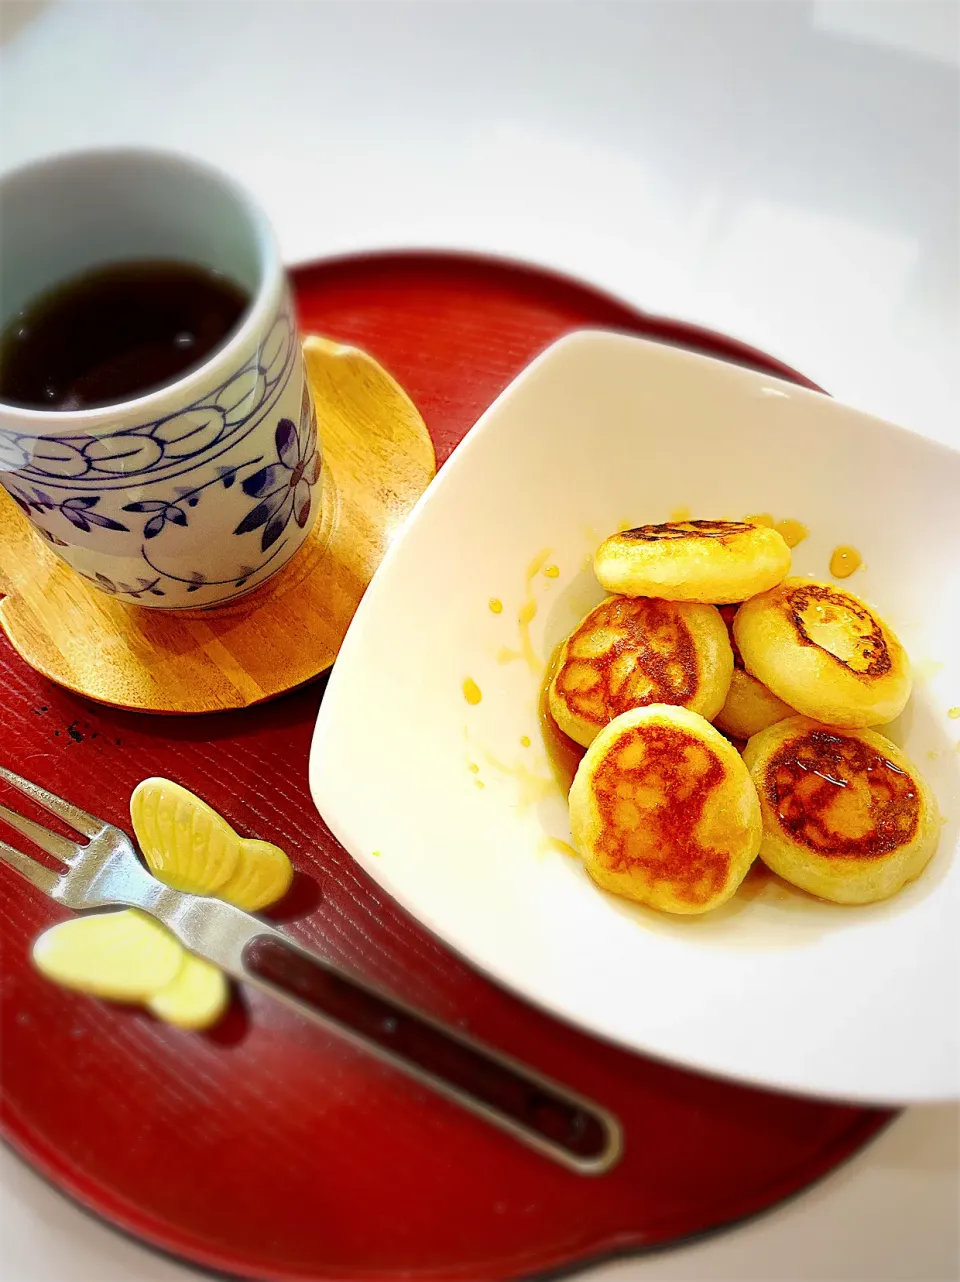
[569,704,762,914]
[548,596,733,747]
[594,519,791,603]
[743,717,939,904]
[734,579,911,727]
[713,603,795,740]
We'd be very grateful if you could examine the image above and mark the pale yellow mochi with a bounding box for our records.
[32,909,184,1002]
[148,954,230,1030]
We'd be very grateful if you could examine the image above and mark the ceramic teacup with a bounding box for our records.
[0,149,321,609]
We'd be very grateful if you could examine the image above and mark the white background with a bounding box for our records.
[1,1,957,1279]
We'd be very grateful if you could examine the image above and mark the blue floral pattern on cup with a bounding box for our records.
[235,399,320,552]
[0,306,322,607]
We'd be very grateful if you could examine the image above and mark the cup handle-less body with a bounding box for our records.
[0,149,321,609]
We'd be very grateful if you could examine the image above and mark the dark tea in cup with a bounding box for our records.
[0,259,250,411]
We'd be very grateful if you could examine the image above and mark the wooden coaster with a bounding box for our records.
[0,336,436,714]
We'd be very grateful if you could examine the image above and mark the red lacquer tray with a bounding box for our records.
[0,253,892,1282]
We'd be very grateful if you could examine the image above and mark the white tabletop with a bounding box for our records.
[1,2,957,1279]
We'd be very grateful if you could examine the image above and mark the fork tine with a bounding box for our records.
[0,764,104,839]
[0,837,61,895]
[0,800,80,863]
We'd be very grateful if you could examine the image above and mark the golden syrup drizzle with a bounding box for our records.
[915,659,944,682]
[775,518,808,548]
[539,643,586,794]
[540,836,580,860]
[735,861,793,903]
[744,511,808,545]
[488,598,503,614]
[669,505,692,522]
[483,751,554,808]
[830,545,862,578]
[462,677,482,705]
[495,549,551,674]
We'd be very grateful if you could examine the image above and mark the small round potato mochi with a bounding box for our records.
[743,717,939,904]
[594,519,791,604]
[549,595,733,747]
[569,704,762,915]
[734,579,911,727]
[713,603,795,740]
[714,669,796,741]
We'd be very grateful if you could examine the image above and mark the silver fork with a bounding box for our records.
[0,764,622,1174]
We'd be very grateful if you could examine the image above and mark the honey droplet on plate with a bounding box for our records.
[498,550,550,676]
[775,518,808,548]
[483,750,554,808]
[543,565,559,579]
[488,598,503,614]
[746,512,775,528]
[948,707,960,720]
[520,735,531,748]
[830,545,862,578]
[541,836,580,860]
[468,761,480,773]
[462,677,482,705]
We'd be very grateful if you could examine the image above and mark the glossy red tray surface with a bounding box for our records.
[0,254,891,1281]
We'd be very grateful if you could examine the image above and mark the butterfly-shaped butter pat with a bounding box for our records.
[32,910,228,1030]
[31,781,294,1031]
[130,777,293,910]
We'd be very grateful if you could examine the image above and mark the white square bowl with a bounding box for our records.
[310,330,960,1104]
